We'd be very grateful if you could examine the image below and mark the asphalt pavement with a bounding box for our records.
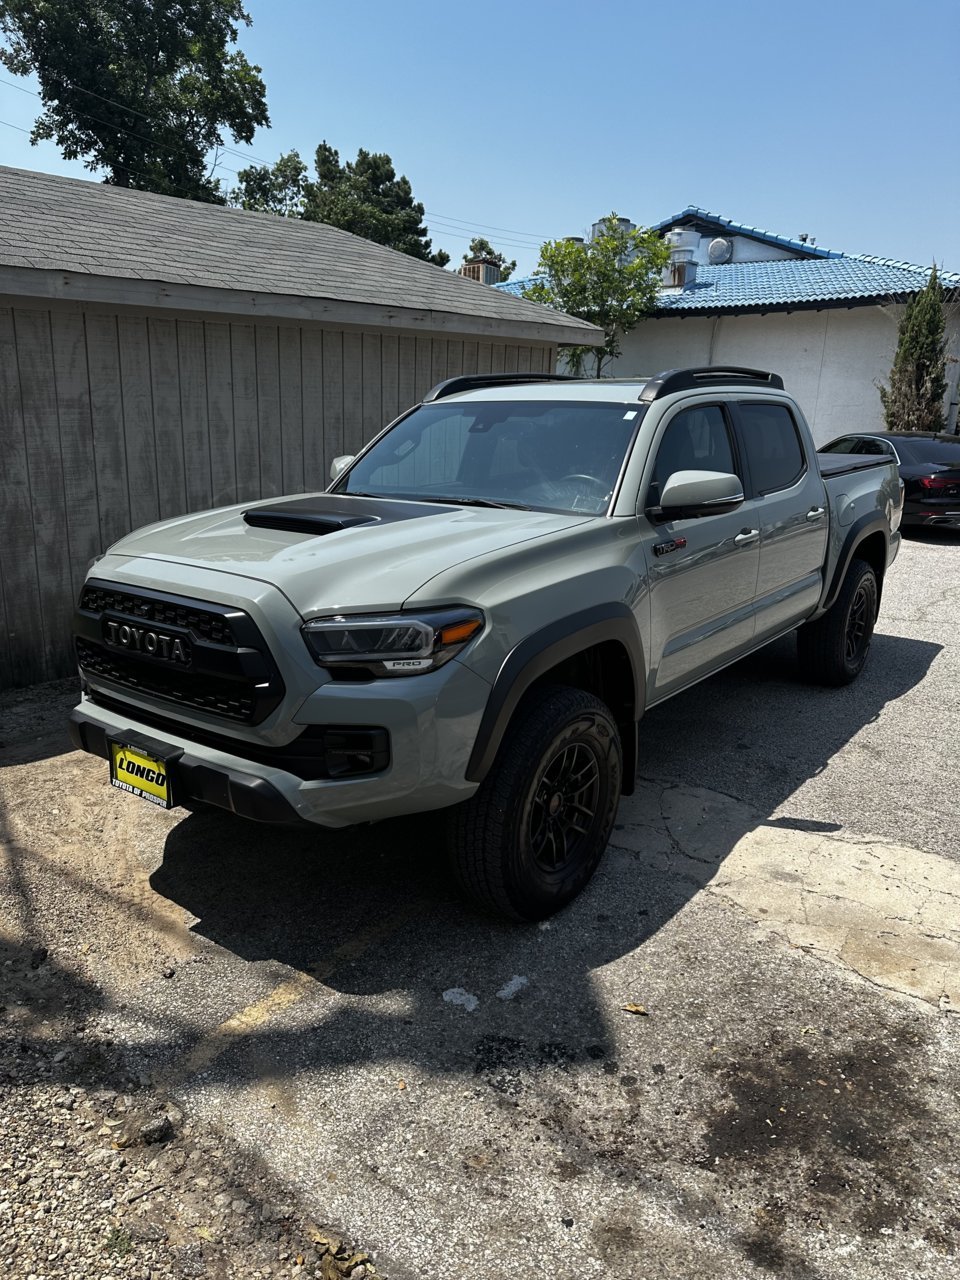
[2,529,959,1280]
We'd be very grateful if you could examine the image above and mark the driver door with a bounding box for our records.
[641,403,762,702]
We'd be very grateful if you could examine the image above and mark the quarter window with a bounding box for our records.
[647,405,736,507]
[738,403,805,494]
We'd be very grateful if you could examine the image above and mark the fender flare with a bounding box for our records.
[820,513,890,612]
[465,603,645,788]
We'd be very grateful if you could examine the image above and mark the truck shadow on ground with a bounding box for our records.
[149,630,943,1080]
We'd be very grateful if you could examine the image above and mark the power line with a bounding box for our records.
[0,75,241,178]
[1,76,553,247]
[425,210,552,241]
[427,222,545,252]
[0,116,231,204]
[0,72,275,169]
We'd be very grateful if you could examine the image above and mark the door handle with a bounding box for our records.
[806,507,826,521]
[734,528,760,546]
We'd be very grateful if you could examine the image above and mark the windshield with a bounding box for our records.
[337,399,645,515]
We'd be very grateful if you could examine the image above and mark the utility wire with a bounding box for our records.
[1,76,554,246]
[0,75,241,177]
[0,116,232,204]
[425,210,552,241]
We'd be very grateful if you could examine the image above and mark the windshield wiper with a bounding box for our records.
[415,495,531,510]
[343,490,530,510]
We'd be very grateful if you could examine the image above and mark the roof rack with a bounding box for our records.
[422,372,581,403]
[638,366,784,402]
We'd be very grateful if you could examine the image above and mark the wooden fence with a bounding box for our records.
[0,300,554,688]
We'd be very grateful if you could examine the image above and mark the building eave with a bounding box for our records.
[0,266,604,346]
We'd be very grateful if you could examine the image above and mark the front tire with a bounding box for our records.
[797,557,878,686]
[447,685,622,921]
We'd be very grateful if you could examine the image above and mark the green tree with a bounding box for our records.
[0,0,269,202]
[879,266,948,432]
[231,148,308,217]
[523,214,668,376]
[232,143,449,266]
[462,236,515,282]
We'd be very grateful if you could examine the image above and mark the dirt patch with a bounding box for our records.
[699,1028,959,1267]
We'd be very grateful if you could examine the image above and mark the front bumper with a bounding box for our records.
[69,709,308,825]
[70,650,490,829]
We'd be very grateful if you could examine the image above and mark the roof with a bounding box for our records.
[440,380,649,404]
[649,257,960,314]
[0,166,601,345]
[496,207,960,316]
[650,206,843,259]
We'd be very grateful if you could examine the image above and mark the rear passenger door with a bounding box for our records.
[641,402,762,702]
[733,401,829,642]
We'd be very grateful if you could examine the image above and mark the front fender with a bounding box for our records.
[464,603,645,787]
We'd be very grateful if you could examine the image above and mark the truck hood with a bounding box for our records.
[105,493,594,618]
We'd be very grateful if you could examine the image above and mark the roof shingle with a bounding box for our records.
[0,165,600,341]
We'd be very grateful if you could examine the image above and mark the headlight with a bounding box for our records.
[301,607,484,677]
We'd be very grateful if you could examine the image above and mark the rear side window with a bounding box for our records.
[738,403,805,494]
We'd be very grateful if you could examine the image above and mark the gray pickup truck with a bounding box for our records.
[70,366,903,919]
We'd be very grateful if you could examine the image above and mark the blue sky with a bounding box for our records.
[0,0,957,277]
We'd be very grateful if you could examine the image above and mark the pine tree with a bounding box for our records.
[879,266,947,432]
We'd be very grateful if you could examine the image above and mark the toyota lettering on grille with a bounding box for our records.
[103,619,191,665]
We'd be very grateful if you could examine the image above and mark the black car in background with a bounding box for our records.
[819,432,960,529]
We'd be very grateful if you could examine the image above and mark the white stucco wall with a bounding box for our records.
[612,305,960,445]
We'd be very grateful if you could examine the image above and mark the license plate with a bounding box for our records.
[109,741,175,809]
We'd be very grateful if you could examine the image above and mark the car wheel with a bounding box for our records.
[797,557,878,686]
[447,685,622,921]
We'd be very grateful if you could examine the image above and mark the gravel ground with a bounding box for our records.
[1,846,384,1279]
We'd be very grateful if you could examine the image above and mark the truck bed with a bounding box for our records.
[818,454,892,479]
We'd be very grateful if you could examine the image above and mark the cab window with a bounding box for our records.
[737,403,806,494]
[647,405,736,508]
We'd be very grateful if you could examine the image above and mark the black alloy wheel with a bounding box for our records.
[447,685,623,920]
[797,557,878,686]
[845,579,872,664]
[528,741,601,876]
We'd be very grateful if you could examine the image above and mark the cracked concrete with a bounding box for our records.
[616,779,960,1008]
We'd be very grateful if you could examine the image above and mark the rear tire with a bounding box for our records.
[797,557,878,686]
[447,685,622,921]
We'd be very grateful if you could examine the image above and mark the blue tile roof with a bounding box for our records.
[495,209,960,315]
[650,206,844,259]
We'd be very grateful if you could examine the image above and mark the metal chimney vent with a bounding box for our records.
[708,236,733,264]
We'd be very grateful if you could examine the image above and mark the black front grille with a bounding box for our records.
[77,639,257,721]
[75,579,285,725]
[79,586,237,645]
[88,691,390,780]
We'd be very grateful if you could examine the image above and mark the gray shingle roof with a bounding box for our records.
[0,165,600,342]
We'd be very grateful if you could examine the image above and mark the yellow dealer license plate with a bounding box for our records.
[109,741,174,809]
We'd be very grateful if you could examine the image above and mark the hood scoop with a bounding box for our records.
[241,493,450,536]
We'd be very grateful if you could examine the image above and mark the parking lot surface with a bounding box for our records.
[2,531,960,1279]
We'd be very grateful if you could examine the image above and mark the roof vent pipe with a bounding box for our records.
[662,226,699,290]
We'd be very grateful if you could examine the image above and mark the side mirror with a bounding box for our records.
[329,454,355,481]
[655,470,744,519]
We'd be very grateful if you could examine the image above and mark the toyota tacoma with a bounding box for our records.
[70,367,903,919]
